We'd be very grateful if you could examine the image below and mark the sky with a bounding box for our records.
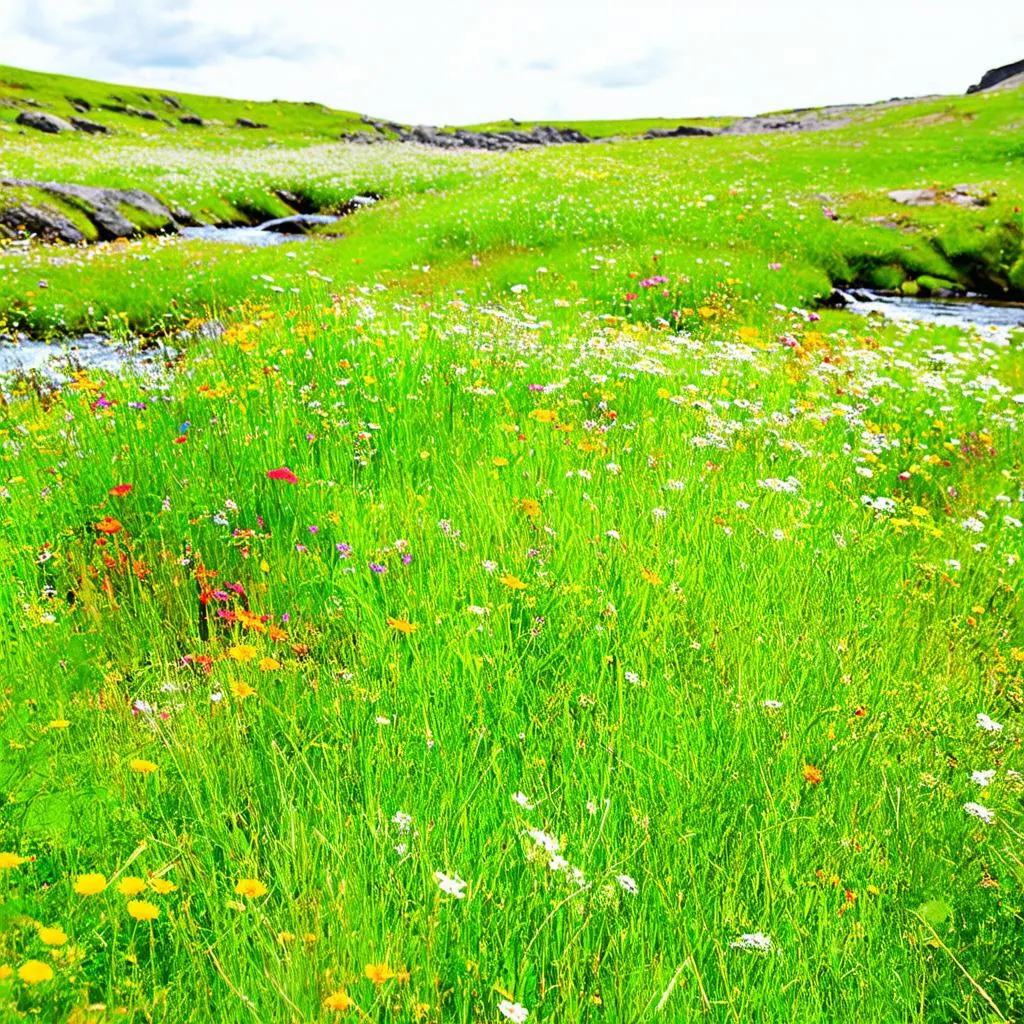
[1,0,1022,124]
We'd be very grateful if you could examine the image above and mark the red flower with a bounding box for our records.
[266,467,298,484]
[109,484,133,497]
[624,292,638,302]
[173,435,188,445]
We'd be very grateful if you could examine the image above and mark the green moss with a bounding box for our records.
[900,279,921,296]
[864,264,907,290]
[915,275,958,293]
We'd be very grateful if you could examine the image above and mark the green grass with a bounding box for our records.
[0,65,1023,1024]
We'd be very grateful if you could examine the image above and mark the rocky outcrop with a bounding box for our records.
[967,59,1024,94]
[236,117,268,129]
[16,111,75,134]
[888,184,989,208]
[70,117,110,135]
[343,123,593,151]
[644,125,715,138]
[179,114,204,126]
[0,203,85,244]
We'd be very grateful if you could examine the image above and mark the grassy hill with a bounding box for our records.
[0,63,1022,1024]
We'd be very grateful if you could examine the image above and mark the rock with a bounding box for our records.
[394,123,591,151]
[258,214,340,235]
[70,117,110,135]
[179,114,204,126]
[0,203,85,244]
[160,94,182,109]
[820,289,850,308]
[236,117,268,129]
[887,188,937,206]
[644,125,716,138]
[15,111,74,134]
[967,58,1024,94]
[66,96,91,112]
[340,130,381,144]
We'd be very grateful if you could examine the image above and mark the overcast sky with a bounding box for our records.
[2,0,1022,124]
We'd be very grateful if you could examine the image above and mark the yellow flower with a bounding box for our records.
[18,960,53,984]
[227,644,258,663]
[641,568,663,586]
[277,931,295,945]
[47,719,71,730]
[0,966,10,980]
[130,759,158,775]
[73,873,106,896]
[148,877,176,894]
[364,962,396,986]
[517,498,541,518]
[498,574,527,591]
[802,765,824,786]
[127,900,159,921]
[528,408,558,423]
[37,926,67,946]
[387,616,418,635]
[492,457,509,467]
[0,852,28,870]
[324,989,354,1012]
[117,877,146,896]
[258,657,281,671]
[230,680,257,699]
[234,878,268,899]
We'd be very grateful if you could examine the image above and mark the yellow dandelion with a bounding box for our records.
[386,616,418,635]
[37,926,67,947]
[148,877,176,894]
[498,574,527,591]
[528,408,558,423]
[230,680,257,699]
[802,765,824,785]
[117,876,146,896]
[258,657,281,671]
[364,962,396,986]
[0,966,10,980]
[517,498,541,518]
[47,719,71,730]
[127,900,159,921]
[17,960,53,984]
[641,568,663,586]
[130,759,158,775]
[492,457,509,467]
[73,873,106,896]
[324,989,354,1012]
[0,852,28,870]
[234,878,268,899]
[227,644,258,663]
[277,931,295,945]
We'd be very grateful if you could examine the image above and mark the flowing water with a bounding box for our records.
[843,291,1024,337]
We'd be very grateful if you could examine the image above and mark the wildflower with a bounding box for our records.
[518,498,541,518]
[17,960,53,984]
[529,409,558,423]
[731,932,772,951]
[976,713,1003,733]
[0,852,28,870]
[325,989,355,1012]
[266,467,298,484]
[498,1000,530,1022]
[258,657,281,671]
[392,811,413,832]
[227,645,258,663]
[511,791,534,810]
[109,484,133,497]
[434,871,468,899]
[498,574,527,590]
[364,962,396,985]
[802,765,823,785]
[387,616,418,634]
[37,926,67,946]
[118,877,146,896]
[230,681,257,699]
[964,802,995,825]
[369,562,387,574]
[971,770,996,787]
[73,873,106,895]
[641,568,662,586]
[149,877,177,894]
[130,759,158,775]
[525,829,560,854]
[234,878,268,899]
[616,873,639,894]
[127,900,160,921]
[47,719,70,730]
[762,700,784,710]
[95,517,123,535]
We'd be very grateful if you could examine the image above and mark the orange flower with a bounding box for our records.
[802,765,823,785]
[364,962,396,986]
[387,616,418,635]
[529,408,558,423]
[230,680,257,699]
[109,484,133,497]
[498,574,527,591]
[234,878,267,899]
[641,568,662,586]
[95,517,123,535]
[517,498,541,518]
[325,989,354,1012]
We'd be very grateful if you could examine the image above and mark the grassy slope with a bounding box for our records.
[0,66,1022,1024]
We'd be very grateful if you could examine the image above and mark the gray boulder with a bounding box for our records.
[179,114,204,126]
[0,204,85,244]
[644,125,716,139]
[70,117,110,135]
[236,117,268,129]
[16,111,75,134]
[887,188,937,206]
[967,58,1024,94]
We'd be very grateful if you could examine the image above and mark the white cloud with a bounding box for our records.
[1,0,1021,123]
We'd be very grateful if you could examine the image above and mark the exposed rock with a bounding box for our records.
[888,188,937,206]
[340,130,382,144]
[70,117,110,135]
[66,96,91,113]
[644,125,715,138]
[389,123,592,151]
[0,203,85,244]
[15,111,75,134]
[160,94,182,109]
[179,114,204,126]
[236,117,268,129]
[967,58,1024,94]
[259,214,340,235]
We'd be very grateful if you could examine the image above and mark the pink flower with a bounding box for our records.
[768,263,782,271]
[266,467,298,484]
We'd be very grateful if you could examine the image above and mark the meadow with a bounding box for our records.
[0,66,1023,1024]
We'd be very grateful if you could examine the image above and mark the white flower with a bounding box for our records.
[605,529,620,540]
[466,605,490,616]
[762,699,784,710]
[375,715,391,726]
[616,873,638,894]
[498,999,529,1023]
[652,507,668,520]
[772,529,785,541]
[970,770,996,787]
[482,560,498,573]
[961,517,985,534]
[434,871,468,899]
[964,802,995,825]
[392,811,413,832]
[624,671,640,684]
[731,932,772,951]
[526,828,560,854]
[511,791,534,810]
[976,713,1003,733]
[605,463,621,474]
[549,854,568,871]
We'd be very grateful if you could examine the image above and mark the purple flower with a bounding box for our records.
[128,401,147,410]
[369,561,387,574]
[401,553,413,565]
[308,524,319,534]
[336,543,352,558]
[281,612,290,623]
[295,543,308,554]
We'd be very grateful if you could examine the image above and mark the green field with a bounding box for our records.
[0,64,1023,1024]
